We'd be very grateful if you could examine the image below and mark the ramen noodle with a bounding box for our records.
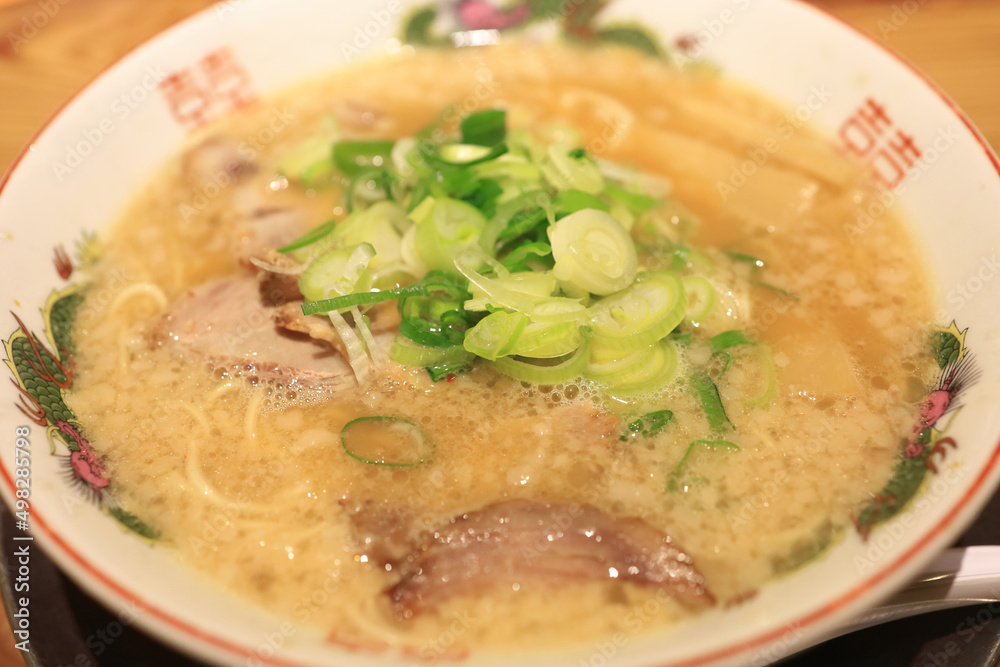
[66,43,935,654]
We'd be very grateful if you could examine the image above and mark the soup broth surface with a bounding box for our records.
[67,43,935,653]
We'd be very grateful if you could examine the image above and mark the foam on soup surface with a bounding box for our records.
[66,43,935,654]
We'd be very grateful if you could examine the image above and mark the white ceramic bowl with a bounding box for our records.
[2,1,999,666]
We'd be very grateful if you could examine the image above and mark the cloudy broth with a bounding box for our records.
[67,43,935,654]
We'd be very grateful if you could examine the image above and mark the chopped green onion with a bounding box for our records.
[500,241,553,273]
[587,342,655,382]
[278,135,338,188]
[588,271,686,349]
[669,245,691,273]
[457,259,581,317]
[667,440,740,492]
[621,410,674,441]
[682,276,716,322]
[725,251,766,270]
[588,339,678,394]
[346,168,395,212]
[493,341,590,385]
[327,201,407,266]
[301,270,464,316]
[549,209,638,296]
[464,311,528,360]
[752,281,800,301]
[472,155,542,184]
[527,297,589,325]
[479,191,551,255]
[604,184,661,214]
[744,344,778,407]
[708,331,756,377]
[509,320,584,359]
[440,144,494,164]
[553,189,610,217]
[420,141,509,169]
[693,372,733,432]
[391,336,472,368]
[541,144,604,194]
[333,140,396,177]
[279,218,339,256]
[399,280,474,348]
[302,285,419,316]
[710,330,756,353]
[495,194,551,244]
[460,109,507,147]
[341,416,434,467]
[413,197,489,274]
[426,362,467,382]
[298,243,374,301]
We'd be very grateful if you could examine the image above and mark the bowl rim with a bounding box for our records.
[1,1,999,666]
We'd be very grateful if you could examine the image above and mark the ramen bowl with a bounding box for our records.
[1,1,999,666]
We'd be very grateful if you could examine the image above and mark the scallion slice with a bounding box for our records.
[725,251,766,270]
[604,184,661,214]
[463,311,529,361]
[419,140,509,170]
[460,109,507,147]
[341,416,434,467]
[493,341,590,385]
[390,336,473,368]
[508,320,584,359]
[279,218,339,256]
[302,284,426,316]
[549,209,638,296]
[744,344,778,407]
[693,373,733,432]
[710,330,756,353]
[589,271,686,349]
[413,197,488,273]
[667,439,740,492]
[621,410,674,441]
[588,340,679,394]
[500,241,553,273]
[553,189,611,216]
[682,276,716,322]
[333,140,396,177]
[541,144,604,194]
[298,243,374,301]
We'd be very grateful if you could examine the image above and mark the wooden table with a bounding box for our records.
[0,1,997,665]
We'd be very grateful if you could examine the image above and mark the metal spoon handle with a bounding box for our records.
[834,546,1000,638]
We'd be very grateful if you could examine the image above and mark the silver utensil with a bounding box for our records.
[810,546,1000,648]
